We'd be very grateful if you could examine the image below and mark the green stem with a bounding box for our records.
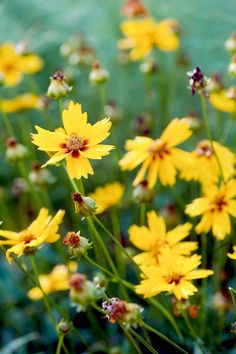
[119,323,142,354]
[99,84,106,116]
[140,203,146,225]
[229,287,236,314]
[129,328,158,354]
[110,208,124,277]
[56,335,64,354]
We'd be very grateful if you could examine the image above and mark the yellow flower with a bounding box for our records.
[209,89,236,113]
[0,42,43,86]
[135,249,213,300]
[28,263,75,300]
[119,118,192,188]
[89,182,124,214]
[186,179,236,240]
[0,208,64,263]
[228,246,236,260]
[0,93,40,114]
[118,17,179,60]
[129,210,196,266]
[179,140,235,187]
[31,101,114,180]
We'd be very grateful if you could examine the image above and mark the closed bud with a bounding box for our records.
[225,32,236,53]
[104,101,122,124]
[121,0,147,17]
[71,192,97,217]
[140,58,158,75]
[159,203,179,228]
[228,55,236,78]
[132,180,154,203]
[93,272,108,290]
[6,137,27,163]
[29,162,55,187]
[184,112,201,132]
[12,177,29,197]
[47,71,72,99]
[89,61,109,85]
[63,231,92,259]
[58,319,72,334]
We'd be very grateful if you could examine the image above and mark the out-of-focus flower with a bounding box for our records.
[63,231,92,258]
[102,297,143,327]
[184,112,201,132]
[228,246,236,260]
[93,272,108,290]
[212,291,231,312]
[89,61,109,85]
[119,18,180,60]
[132,180,154,203]
[209,88,236,113]
[159,203,180,228]
[12,177,29,197]
[89,182,124,214]
[186,179,236,240]
[172,298,200,319]
[225,32,236,53]
[129,210,195,266]
[206,73,223,94]
[133,113,153,136]
[140,58,158,75]
[28,263,74,300]
[1,93,40,114]
[58,319,72,334]
[104,101,122,124]
[32,101,114,180]
[121,0,147,17]
[0,208,64,262]
[29,162,56,187]
[47,71,72,99]
[228,55,236,78]
[136,249,213,300]
[119,118,192,188]
[179,140,235,187]
[187,66,210,96]
[71,192,97,217]
[6,137,28,162]
[0,42,43,86]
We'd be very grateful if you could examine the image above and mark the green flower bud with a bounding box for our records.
[71,192,97,217]
[6,138,27,163]
[58,319,72,334]
[63,231,92,259]
[225,33,236,53]
[89,61,109,85]
[140,58,158,75]
[132,180,154,203]
[47,71,72,100]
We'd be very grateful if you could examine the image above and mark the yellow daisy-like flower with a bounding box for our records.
[0,208,64,263]
[28,263,76,301]
[135,249,213,300]
[119,118,192,188]
[185,179,236,240]
[118,17,179,60]
[31,101,114,180]
[129,210,196,266]
[209,89,236,113]
[0,93,40,114]
[0,42,44,86]
[179,140,235,187]
[228,246,236,260]
[89,182,124,214]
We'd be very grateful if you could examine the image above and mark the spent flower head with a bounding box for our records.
[187,66,210,96]
[63,231,92,259]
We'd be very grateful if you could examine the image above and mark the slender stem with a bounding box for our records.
[229,287,236,314]
[183,311,196,340]
[110,208,124,277]
[140,203,146,225]
[1,108,15,136]
[129,328,158,354]
[56,335,64,354]
[99,84,106,116]
[119,323,142,354]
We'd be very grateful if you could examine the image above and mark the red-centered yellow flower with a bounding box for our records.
[0,42,43,86]
[89,182,124,214]
[179,140,235,187]
[118,17,179,60]
[28,263,76,301]
[129,210,196,266]
[185,179,236,240]
[119,118,192,188]
[31,101,114,180]
[135,249,213,300]
[228,246,236,260]
[0,93,40,114]
[209,89,236,113]
[0,208,64,263]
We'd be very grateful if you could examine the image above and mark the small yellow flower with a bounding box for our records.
[179,140,235,187]
[28,263,75,300]
[0,93,40,114]
[0,42,43,86]
[0,208,64,262]
[119,118,192,188]
[209,89,236,113]
[118,17,180,60]
[89,182,124,214]
[186,179,236,240]
[31,101,114,180]
[129,210,196,266]
[228,246,236,260]
[135,249,213,300]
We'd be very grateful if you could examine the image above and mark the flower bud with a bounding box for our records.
[58,319,72,334]
[133,113,152,135]
[104,101,122,124]
[63,231,92,259]
[47,71,72,99]
[132,180,154,203]
[140,58,158,75]
[89,61,109,85]
[15,40,29,55]
[12,177,29,197]
[6,137,27,163]
[159,203,179,228]
[206,73,223,94]
[225,32,236,53]
[93,272,108,290]
[121,0,147,17]
[71,192,97,217]
[187,66,210,96]
[184,112,201,132]
[212,291,230,312]
[226,86,236,99]
[228,55,236,78]
[29,162,55,187]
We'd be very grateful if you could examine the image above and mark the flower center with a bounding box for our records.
[19,230,35,243]
[165,272,183,285]
[196,140,213,158]
[68,134,85,151]
[211,195,227,211]
[149,139,170,159]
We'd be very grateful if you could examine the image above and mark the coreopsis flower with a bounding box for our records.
[0,94,40,114]
[47,71,72,99]
[228,246,236,260]
[63,231,92,258]
[118,17,180,60]
[209,89,236,113]
[119,118,192,188]
[31,101,114,180]
[185,179,236,240]
[187,66,209,96]
[0,42,43,86]
[179,140,235,187]
[0,208,65,262]
[89,182,124,214]
[129,210,196,266]
[135,250,213,300]
[28,263,74,300]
